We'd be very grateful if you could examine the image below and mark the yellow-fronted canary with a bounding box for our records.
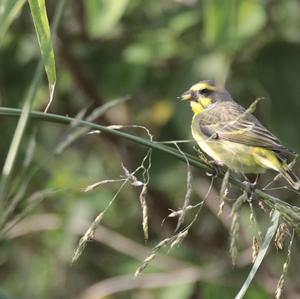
[181,80,300,190]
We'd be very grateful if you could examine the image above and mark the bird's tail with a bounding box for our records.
[280,167,300,190]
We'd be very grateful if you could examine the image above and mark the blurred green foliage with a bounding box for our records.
[1,0,300,298]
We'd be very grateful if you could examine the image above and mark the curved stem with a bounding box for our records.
[0,107,211,171]
[0,107,299,232]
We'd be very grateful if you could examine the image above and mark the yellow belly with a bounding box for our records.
[191,124,279,174]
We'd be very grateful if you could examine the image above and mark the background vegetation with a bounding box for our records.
[1,0,300,298]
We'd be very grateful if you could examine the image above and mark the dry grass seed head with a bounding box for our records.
[275,222,288,250]
[230,192,247,266]
[252,236,259,263]
[275,230,294,299]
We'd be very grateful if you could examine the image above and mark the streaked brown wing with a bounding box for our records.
[197,101,294,160]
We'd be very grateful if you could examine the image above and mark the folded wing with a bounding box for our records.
[197,101,294,160]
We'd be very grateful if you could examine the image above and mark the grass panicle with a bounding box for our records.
[275,222,288,250]
[275,230,294,299]
[219,169,230,215]
[174,142,193,231]
[74,128,153,261]
[230,192,247,266]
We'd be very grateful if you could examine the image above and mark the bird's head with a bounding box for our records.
[180,80,232,114]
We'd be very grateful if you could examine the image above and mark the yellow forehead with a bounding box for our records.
[191,82,215,92]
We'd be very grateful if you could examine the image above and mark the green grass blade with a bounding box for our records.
[55,96,130,154]
[0,64,43,201]
[235,210,280,299]
[28,0,56,111]
[0,1,66,204]
[0,0,26,41]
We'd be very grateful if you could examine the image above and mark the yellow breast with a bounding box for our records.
[191,114,267,174]
[190,98,212,114]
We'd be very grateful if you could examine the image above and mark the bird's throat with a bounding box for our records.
[190,97,212,114]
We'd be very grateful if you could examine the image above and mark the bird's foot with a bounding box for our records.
[243,175,259,201]
[206,160,224,178]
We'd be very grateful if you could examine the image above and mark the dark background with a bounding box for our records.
[1,0,300,298]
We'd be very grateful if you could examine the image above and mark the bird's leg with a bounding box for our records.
[243,174,259,201]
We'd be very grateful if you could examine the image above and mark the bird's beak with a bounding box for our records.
[180,90,191,101]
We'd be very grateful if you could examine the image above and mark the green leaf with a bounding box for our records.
[169,11,199,35]
[28,0,56,111]
[237,0,266,38]
[0,0,26,41]
[203,0,239,49]
[84,0,129,38]
[203,0,266,50]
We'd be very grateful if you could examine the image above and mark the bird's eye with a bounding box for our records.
[200,88,210,95]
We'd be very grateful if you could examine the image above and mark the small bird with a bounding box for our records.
[181,79,300,190]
